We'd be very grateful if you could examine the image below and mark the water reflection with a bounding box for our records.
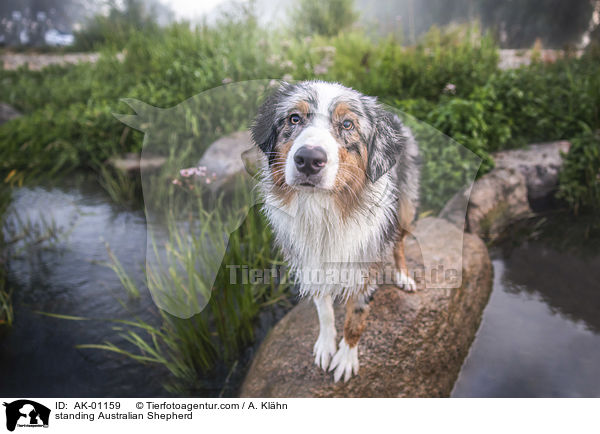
[453,229,600,397]
[0,178,168,397]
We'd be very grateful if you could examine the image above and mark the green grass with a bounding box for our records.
[79,179,293,394]
[104,241,141,299]
[557,131,600,218]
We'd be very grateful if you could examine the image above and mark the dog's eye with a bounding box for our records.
[342,119,354,130]
[289,113,301,125]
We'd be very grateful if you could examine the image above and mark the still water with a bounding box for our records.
[2,178,599,397]
[0,178,167,397]
[453,226,600,397]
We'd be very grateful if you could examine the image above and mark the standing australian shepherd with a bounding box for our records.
[251,81,420,382]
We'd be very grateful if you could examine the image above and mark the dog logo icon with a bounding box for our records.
[3,400,50,432]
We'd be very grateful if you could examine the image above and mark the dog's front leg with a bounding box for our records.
[329,291,372,382]
[313,295,337,371]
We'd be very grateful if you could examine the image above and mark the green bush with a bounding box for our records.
[471,57,600,149]
[558,131,600,216]
[323,23,499,101]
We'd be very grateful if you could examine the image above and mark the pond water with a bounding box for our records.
[453,219,600,397]
[2,177,599,397]
[0,177,168,397]
[0,176,291,397]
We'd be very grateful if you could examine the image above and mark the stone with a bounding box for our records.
[492,141,571,203]
[451,168,532,241]
[0,103,22,126]
[197,130,263,190]
[240,217,493,397]
[440,142,570,240]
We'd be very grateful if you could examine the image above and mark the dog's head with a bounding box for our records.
[251,81,406,197]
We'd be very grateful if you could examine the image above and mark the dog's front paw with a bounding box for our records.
[313,333,337,371]
[329,338,359,382]
[394,270,417,292]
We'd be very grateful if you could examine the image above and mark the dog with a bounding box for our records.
[251,81,419,382]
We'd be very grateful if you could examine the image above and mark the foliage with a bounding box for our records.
[0,9,298,179]
[324,23,499,101]
[469,56,600,149]
[557,131,600,216]
[0,283,12,327]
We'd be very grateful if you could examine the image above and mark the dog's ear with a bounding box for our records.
[251,88,283,158]
[366,106,405,183]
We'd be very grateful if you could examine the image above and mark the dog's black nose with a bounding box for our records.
[293,146,327,175]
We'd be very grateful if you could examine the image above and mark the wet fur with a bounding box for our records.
[251,81,420,381]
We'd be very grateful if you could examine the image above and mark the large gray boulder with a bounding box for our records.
[440,141,570,241]
[492,141,571,202]
[197,130,263,190]
[240,217,492,397]
[440,168,532,241]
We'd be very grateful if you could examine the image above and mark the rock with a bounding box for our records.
[440,142,569,240]
[197,130,263,190]
[441,168,532,241]
[240,217,493,397]
[0,103,22,125]
[108,153,166,175]
[492,141,571,203]
[467,168,532,240]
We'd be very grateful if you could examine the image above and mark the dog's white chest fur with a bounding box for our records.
[261,176,396,299]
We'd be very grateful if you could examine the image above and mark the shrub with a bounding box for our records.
[323,23,499,101]
[557,131,600,216]
[472,57,600,149]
